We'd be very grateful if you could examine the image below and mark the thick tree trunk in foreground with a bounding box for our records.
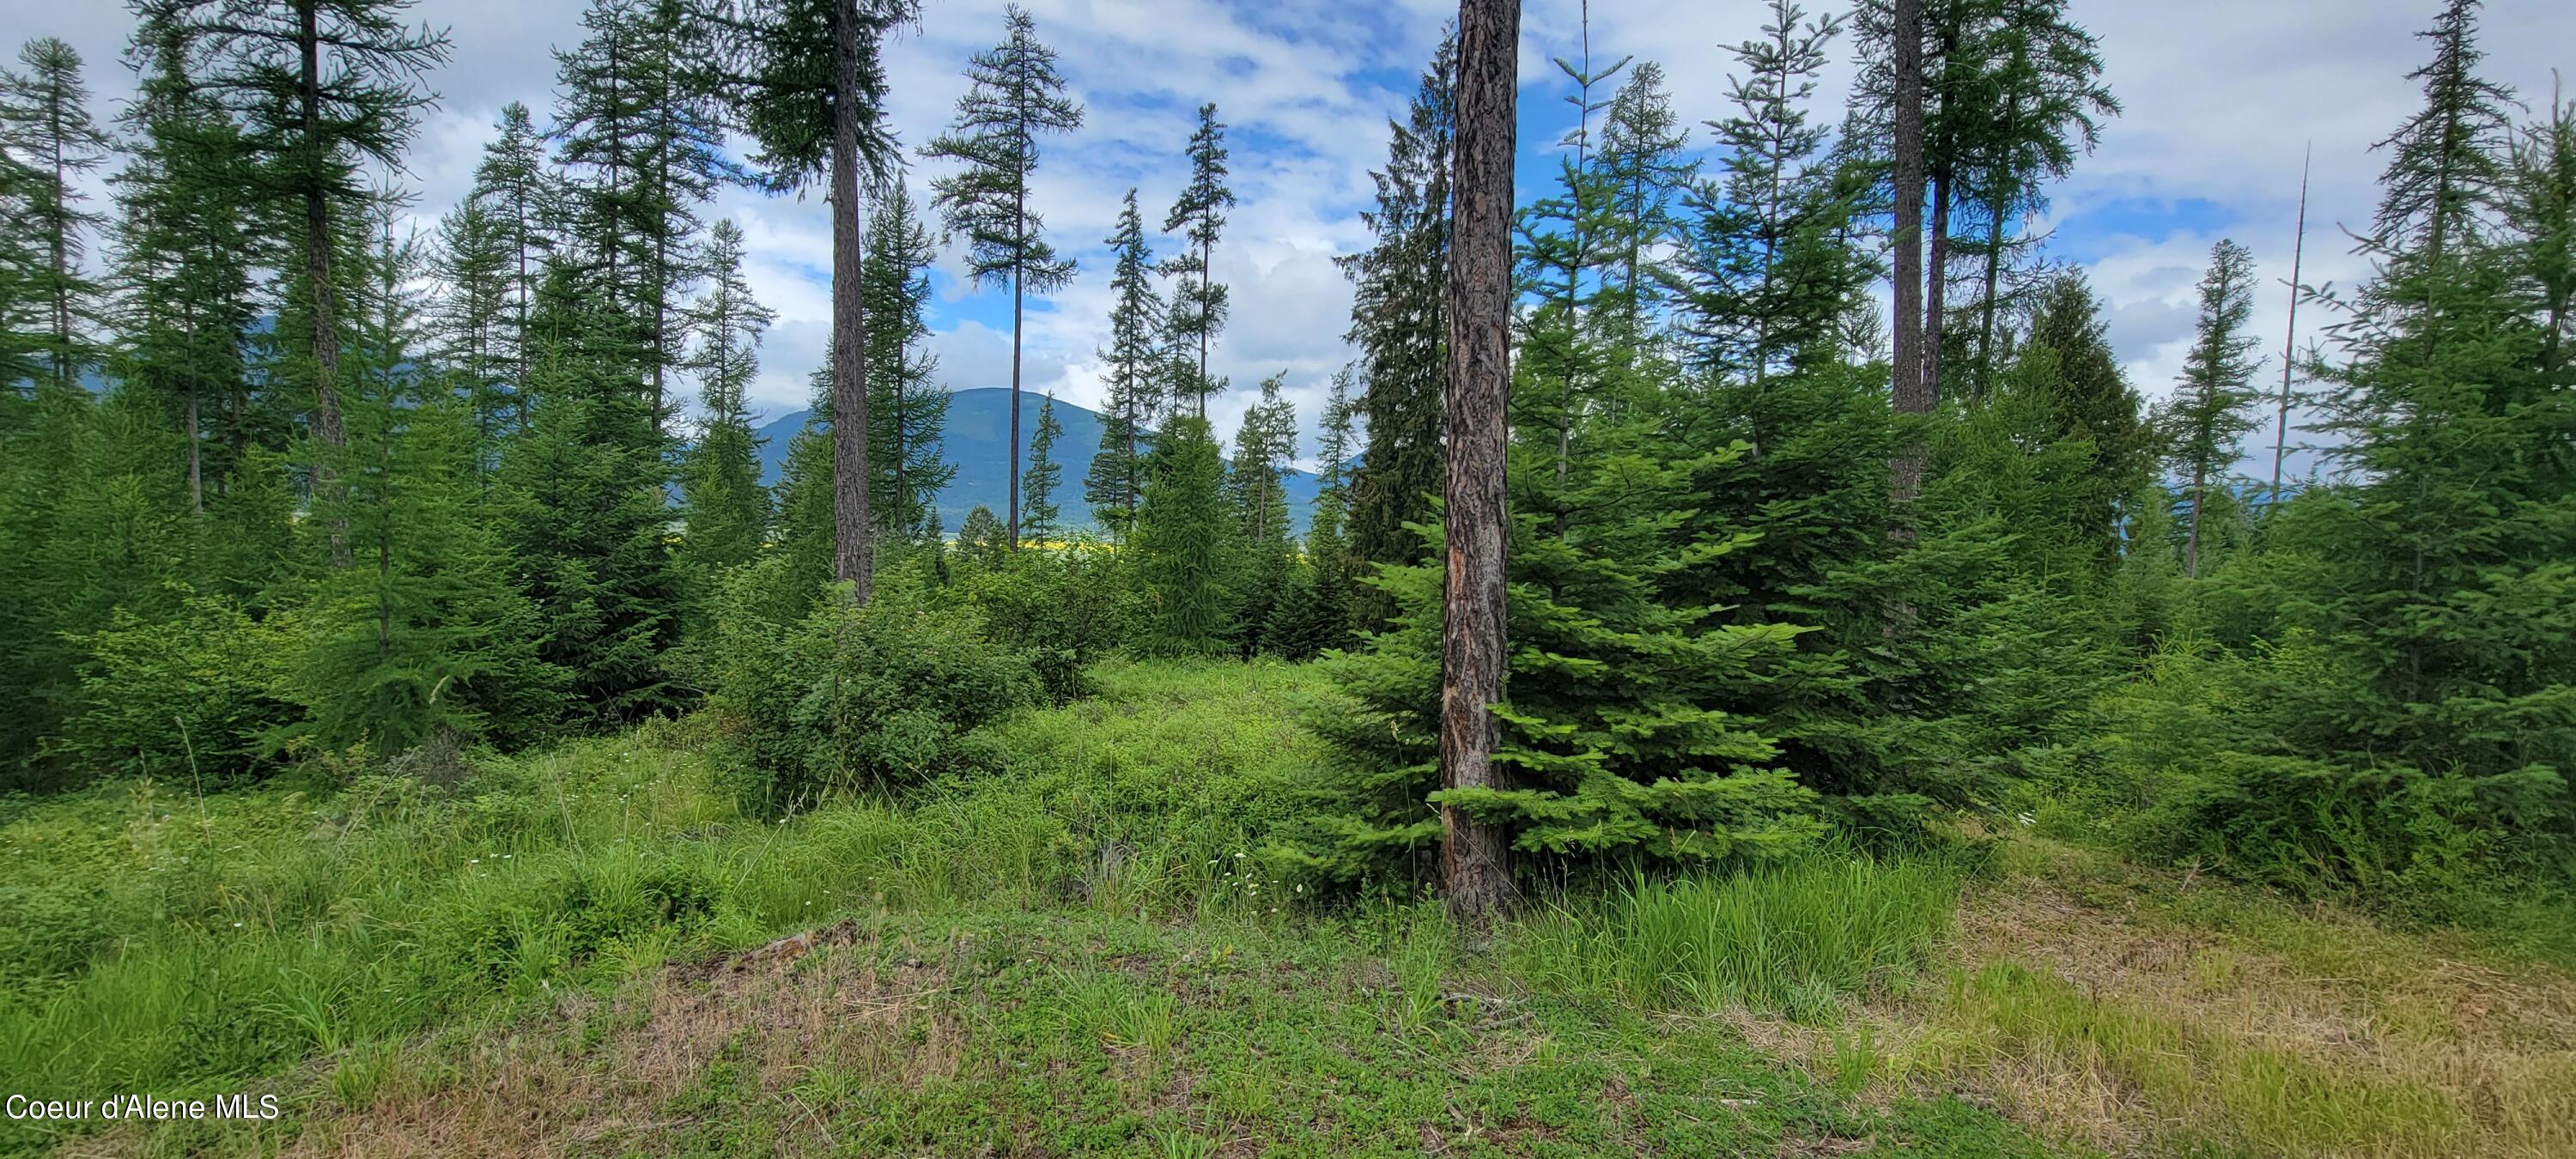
[829,0,873,604]
[1439,0,1518,927]
[1886,0,1929,512]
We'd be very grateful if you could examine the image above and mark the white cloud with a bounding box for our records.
[11,0,2572,475]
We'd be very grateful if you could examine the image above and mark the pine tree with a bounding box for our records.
[1022,392,1063,546]
[1085,187,1163,540]
[498,263,687,726]
[699,0,917,605]
[2160,239,2263,579]
[862,179,951,537]
[2013,270,2151,565]
[678,217,774,592]
[1594,62,1696,349]
[433,191,516,460]
[550,0,732,426]
[1135,415,1232,654]
[110,32,269,519]
[1160,102,1236,418]
[1343,36,1454,630]
[1440,0,1519,923]
[921,3,1083,549]
[295,221,561,752]
[1225,373,1296,649]
[1682,0,1843,384]
[957,502,1007,567]
[143,0,452,567]
[1267,365,1359,658]
[0,37,113,391]
[465,101,558,423]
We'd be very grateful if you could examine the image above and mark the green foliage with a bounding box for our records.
[1023,392,1065,544]
[706,564,1042,803]
[948,546,1142,703]
[1135,416,1235,656]
[1303,384,1826,885]
[56,593,302,785]
[862,179,952,537]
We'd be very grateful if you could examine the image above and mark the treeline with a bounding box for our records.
[2,0,2571,922]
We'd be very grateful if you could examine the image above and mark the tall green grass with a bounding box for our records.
[0,658,1336,1147]
[1508,857,1965,1020]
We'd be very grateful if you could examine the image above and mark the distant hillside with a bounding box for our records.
[752,387,1323,535]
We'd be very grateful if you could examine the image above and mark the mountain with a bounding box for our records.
[751,387,1323,536]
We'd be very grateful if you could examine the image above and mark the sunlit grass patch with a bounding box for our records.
[1507,855,1965,1019]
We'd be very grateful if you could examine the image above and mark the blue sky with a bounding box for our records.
[15,0,2576,477]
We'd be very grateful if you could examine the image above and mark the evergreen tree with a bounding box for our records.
[1226,373,1296,649]
[863,179,951,537]
[1682,0,1843,383]
[433,191,516,459]
[550,0,732,425]
[1022,392,1063,546]
[498,264,688,725]
[294,224,561,751]
[1267,366,1359,658]
[1160,102,1236,418]
[2012,270,2151,565]
[110,32,270,519]
[464,101,558,425]
[677,217,774,594]
[1135,415,1232,654]
[1085,187,1163,539]
[2160,238,2263,579]
[1594,62,1696,349]
[0,37,113,390]
[698,0,918,605]
[1343,37,1454,629]
[143,0,452,567]
[957,502,1008,567]
[922,3,1083,548]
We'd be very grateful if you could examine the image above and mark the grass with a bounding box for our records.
[1747,832,2576,1158]
[10,656,2573,1156]
[1510,858,1965,1020]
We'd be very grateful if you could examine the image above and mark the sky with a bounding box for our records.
[11,0,2576,476]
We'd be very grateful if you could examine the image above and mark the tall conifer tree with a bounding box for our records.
[1161,102,1235,418]
[922,3,1082,549]
[1086,187,1163,539]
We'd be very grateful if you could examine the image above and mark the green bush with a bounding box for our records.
[52,592,304,785]
[951,545,1143,702]
[708,563,1044,803]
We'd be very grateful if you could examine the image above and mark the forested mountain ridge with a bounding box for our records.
[750,387,1327,534]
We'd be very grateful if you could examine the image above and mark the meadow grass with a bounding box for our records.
[1507,856,1966,1020]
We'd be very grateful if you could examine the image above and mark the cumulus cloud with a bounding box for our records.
[15,0,2573,476]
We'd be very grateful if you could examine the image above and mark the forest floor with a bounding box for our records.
[9,660,2573,1157]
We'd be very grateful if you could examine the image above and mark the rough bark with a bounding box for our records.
[1009,184,1024,549]
[1439,0,1519,927]
[300,0,349,567]
[1886,0,1929,512]
[829,0,873,604]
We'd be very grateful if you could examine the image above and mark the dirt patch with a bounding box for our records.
[288,922,961,1158]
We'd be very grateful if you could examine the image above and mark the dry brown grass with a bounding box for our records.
[282,920,962,1158]
[1736,836,2576,1158]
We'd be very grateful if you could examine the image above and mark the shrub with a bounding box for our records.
[52,592,304,786]
[951,545,1143,701]
[708,565,1044,804]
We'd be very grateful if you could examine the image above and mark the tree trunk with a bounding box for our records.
[185,385,203,515]
[1887,0,1929,512]
[300,0,349,568]
[1439,0,1519,928]
[1924,163,1951,407]
[2270,146,2310,507]
[1009,204,1024,550]
[2186,464,2205,579]
[829,0,873,604]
